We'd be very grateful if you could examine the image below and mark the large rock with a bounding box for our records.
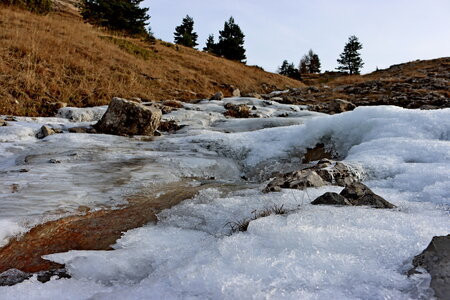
[94,97,162,136]
[411,235,450,300]
[340,182,395,208]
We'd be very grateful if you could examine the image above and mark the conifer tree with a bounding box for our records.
[203,34,217,53]
[336,35,364,75]
[174,15,198,48]
[217,17,246,62]
[80,0,151,37]
[299,49,321,74]
[278,60,301,80]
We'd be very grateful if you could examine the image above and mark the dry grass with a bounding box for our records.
[226,205,288,234]
[0,6,303,116]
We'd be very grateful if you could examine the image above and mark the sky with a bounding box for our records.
[143,0,450,74]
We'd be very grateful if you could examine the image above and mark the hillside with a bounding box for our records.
[269,57,450,111]
[0,5,302,116]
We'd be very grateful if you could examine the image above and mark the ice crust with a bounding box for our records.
[0,101,449,299]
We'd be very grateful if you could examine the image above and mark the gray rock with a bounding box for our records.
[264,170,327,193]
[95,97,162,136]
[311,192,352,206]
[0,269,31,286]
[36,125,56,139]
[411,235,450,300]
[340,182,395,209]
[211,92,224,100]
[232,88,241,97]
[264,160,361,193]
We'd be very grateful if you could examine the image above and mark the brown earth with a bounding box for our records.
[265,57,450,111]
[0,180,214,273]
[0,5,303,117]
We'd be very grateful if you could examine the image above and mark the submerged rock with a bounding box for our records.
[302,143,334,163]
[223,103,254,118]
[410,235,450,300]
[68,126,97,134]
[95,97,162,136]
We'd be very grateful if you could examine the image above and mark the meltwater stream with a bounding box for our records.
[0,98,449,299]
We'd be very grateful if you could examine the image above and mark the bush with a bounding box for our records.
[1,0,52,14]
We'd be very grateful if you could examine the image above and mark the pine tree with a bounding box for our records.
[80,0,151,37]
[299,49,321,74]
[203,34,217,53]
[217,17,246,62]
[173,15,198,48]
[336,35,364,75]
[278,60,301,80]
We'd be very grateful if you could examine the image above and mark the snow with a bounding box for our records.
[0,100,449,299]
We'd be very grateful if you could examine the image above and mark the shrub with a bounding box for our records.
[1,0,52,14]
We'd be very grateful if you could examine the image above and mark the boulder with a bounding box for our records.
[232,88,241,97]
[328,99,356,114]
[410,235,450,300]
[311,192,352,206]
[340,182,395,208]
[315,161,361,186]
[211,92,224,100]
[158,120,183,133]
[36,125,56,139]
[94,97,162,136]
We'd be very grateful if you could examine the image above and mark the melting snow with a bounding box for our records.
[0,98,449,299]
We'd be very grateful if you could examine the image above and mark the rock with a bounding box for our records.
[68,126,97,134]
[315,161,360,186]
[4,116,17,122]
[264,160,362,193]
[211,92,224,100]
[311,192,352,206]
[36,125,56,139]
[264,170,327,193]
[243,92,262,99]
[158,120,183,133]
[303,143,334,163]
[232,89,241,97]
[94,97,162,136]
[340,182,395,208]
[0,269,31,286]
[270,97,283,101]
[48,159,61,164]
[224,103,253,118]
[0,119,7,126]
[411,235,450,300]
[328,99,356,114]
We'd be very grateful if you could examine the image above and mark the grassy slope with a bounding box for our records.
[0,6,303,116]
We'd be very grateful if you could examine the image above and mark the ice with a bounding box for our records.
[0,103,449,299]
[57,106,107,122]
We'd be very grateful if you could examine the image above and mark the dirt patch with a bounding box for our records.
[0,181,213,273]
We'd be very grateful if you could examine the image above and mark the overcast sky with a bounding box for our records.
[143,0,450,74]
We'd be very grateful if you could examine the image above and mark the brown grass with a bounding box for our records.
[226,205,288,234]
[0,6,303,116]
